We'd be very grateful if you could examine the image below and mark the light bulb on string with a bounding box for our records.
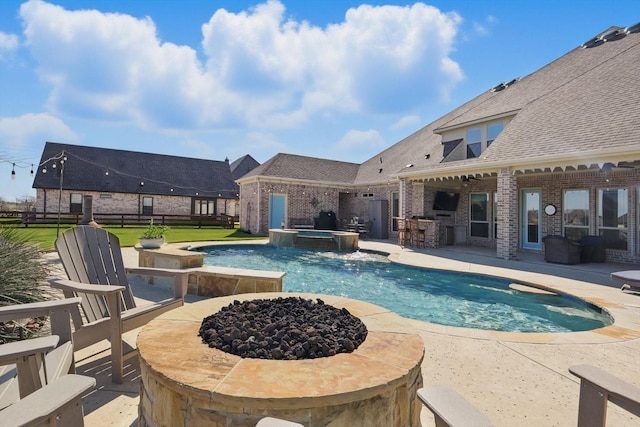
[30,165,34,176]
[11,163,16,181]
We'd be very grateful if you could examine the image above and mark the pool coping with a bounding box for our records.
[185,240,640,345]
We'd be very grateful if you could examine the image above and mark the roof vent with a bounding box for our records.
[491,77,519,92]
[626,21,640,34]
[505,77,520,87]
[582,26,627,48]
[581,35,603,48]
[601,27,626,42]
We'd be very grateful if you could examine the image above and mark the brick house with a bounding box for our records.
[33,142,249,220]
[237,24,640,263]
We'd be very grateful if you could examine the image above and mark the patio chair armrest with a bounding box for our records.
[0,335,59,366]
[0,335,63,398]
[417,385,495,427]
[2,374,96,426]
[125,266,194,276]
[49,278,126,295]
[0,297,82,323]
[569,364,640,418]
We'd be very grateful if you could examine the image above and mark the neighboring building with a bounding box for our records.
[230,155,260,181]
[237,24,640,263]
[33,142,253,219]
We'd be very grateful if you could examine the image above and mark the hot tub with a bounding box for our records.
[269,228,359,251]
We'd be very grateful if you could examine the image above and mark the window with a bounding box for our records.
[70,193,83,213]
[487,122,503,147]
[598,188,628,250]
[466,127,481,158]
[470,193,489,237]
[194,198,216,215]
[392,192,400,231]
[563,190,589,241]
[142,197,154,215]
[466,122,504,159]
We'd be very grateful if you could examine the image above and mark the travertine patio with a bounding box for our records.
[44,240,640,427]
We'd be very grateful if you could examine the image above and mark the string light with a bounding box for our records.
[1,158,38,179]
[4,148,237,198]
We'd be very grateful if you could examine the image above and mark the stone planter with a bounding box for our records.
[138,237,164,249]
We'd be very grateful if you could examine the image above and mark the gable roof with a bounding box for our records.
[230,154,260,180]
[33,142,239,198]
[238,153,360,185]
[236,24,640,187]
[399,24,640,180]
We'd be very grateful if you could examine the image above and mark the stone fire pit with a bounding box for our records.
[137,293,425,427]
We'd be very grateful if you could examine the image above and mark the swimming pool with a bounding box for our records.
[198,245,612,333]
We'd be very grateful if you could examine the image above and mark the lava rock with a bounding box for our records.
[198,297,368,360]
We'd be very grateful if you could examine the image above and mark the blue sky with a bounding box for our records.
[0,0,638,202]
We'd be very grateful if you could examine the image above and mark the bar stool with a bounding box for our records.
[409,218,425,248]
[396,218,410,247]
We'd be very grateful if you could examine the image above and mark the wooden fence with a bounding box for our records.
[0,211,236,229]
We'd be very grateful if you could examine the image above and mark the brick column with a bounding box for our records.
[497,169,518,260]
[412,182,425,217]
[399,179,413,218]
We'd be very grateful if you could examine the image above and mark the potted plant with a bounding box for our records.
[139,219,169,249]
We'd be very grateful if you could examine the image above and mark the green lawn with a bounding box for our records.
[1,224,266,252]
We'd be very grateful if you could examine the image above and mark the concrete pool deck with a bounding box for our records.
[44,239,640,426]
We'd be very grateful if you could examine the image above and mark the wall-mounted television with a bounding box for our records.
[433,191,460,211]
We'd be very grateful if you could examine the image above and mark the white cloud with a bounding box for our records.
[0,31,19,60]
[0,113,78,150]
[335,129,385,153]
[471,15,498,37]
[390,115,421,130]
[19,0,463,131]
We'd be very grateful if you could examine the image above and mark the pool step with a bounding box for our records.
[509,283,558,296]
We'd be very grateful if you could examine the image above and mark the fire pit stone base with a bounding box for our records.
[138,293,425,427]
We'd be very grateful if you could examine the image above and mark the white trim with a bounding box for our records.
[433,110,519,134]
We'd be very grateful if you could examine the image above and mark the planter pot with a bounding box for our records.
[139,238,165,249]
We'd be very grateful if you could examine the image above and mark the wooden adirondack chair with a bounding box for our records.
[50,225,190,383]
[0,298,96,426]
[418,365,640,427]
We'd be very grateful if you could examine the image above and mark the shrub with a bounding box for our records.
[140,219,170,239]
[0,227,52,342]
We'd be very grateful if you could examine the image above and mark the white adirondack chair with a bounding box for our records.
[0,298,95,426]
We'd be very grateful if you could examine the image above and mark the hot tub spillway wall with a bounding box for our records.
[269,229,359,251]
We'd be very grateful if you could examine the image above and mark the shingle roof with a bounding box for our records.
[484,29,640,163]
[239,153,360,184]
[400,24,640,178]
[238,24,640,186]
[230,155,260,180]
[33,142,239,198]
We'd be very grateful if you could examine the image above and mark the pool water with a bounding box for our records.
[199,245,612,333]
